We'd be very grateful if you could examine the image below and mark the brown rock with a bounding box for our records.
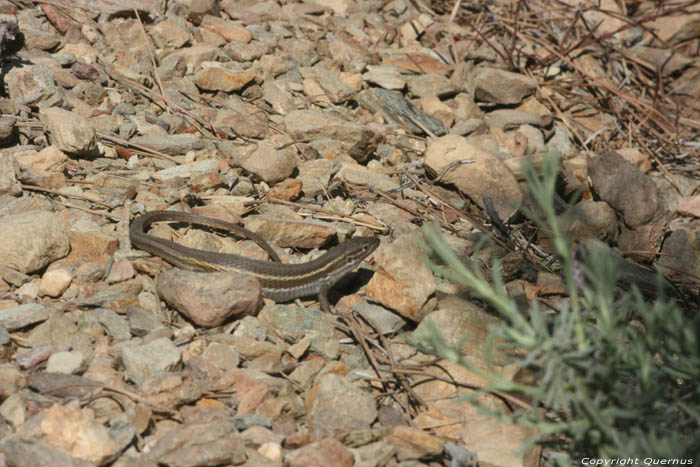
[39,269,72,297]
[38,404,118,464]
[51,231,119,271]
[5,65,60,106]
[195,67,256,92]
[564,199,618,243]
[472,67,536,104]
[147,421,245,466]
[39,108,97,156]
[156,269,263,327]
[284,110,383,162]
[366,234,435,321]
[677,195,700,217]
[614,147,652,172]
[296,159,339,198]
[268,178,302,201]
[286,438,354,467]
[425,134,523,221]
[0,153,21,196]
[306,374,377,440]
[180,0,220,24]
[243,216,336,249]
[416,295,512,365]
[0,211,70,274]
[618,217,669,261]
[149,17,189,48]
[658,229,700,279]
[13,145,68,172]
[386,425,444,461]
[237,141,296,184]
[200,15,252,42]
[587,151,659,227]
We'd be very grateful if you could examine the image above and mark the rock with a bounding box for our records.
[0,211,70,274]
[307,373,377,440]
[158,54,187,80]
[0,115,16,144]
[425,134,523,220]
[268,178,302,200]
[257,305,337,357]
[237,141,296,184]
[284,110,383,162]
[181,0,220,25]
[89,308,131,341]
[215,108,268,138]
[45,350,84,374]
[105,260,136,284]
[243,216,336,249]
[677,195,700,217]
[658,229,700,279]
[149,17,189,49]
[335,162,400,193]
[618,217,670,262]
[126,306,164,337]
[39,268,72,297]
[195,67,256,92]
[14,344,54,369]
[366,233,435,322]
[156,269,263,327]
[616,147,652,172]
[39,108,97,156]
[286,437,354,467]
[564,199,618,243]
[0,304,50,331]
[416,295,513,365]
[386,425,444,461]
[201,15,252,42]
[485,109,550,130]
[301,67,355,104]
[146,420,245,466]
[407,73,457,98]
[0,152,21,196]
[472,67,536,104]
[13,145,68,172]
[151,158,220,182]
[5,65,60,107]
[515,97,553,127]
[588,151,660,227]
[262,79,296,115]
[363,65,406,90]
[120,337,181,385]
[32,403,120,465]
[350,301,406,335]
[366,88,446,136]
[201,342,240,372]
[1,438,94,467]
[167,44,220,70]
[419,96,455,128]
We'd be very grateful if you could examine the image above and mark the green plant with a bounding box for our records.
[415,152,700,464]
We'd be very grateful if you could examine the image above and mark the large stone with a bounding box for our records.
[424,134,522,220]
[366,233,435,321]
[195,67,256,92]
[39,108,97,156]
[472,67,536,104]
[587,151,659,227]
[0,211,70,273]
[5,65,60,107]
[284,110,383,162]
[307,373,377,440]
